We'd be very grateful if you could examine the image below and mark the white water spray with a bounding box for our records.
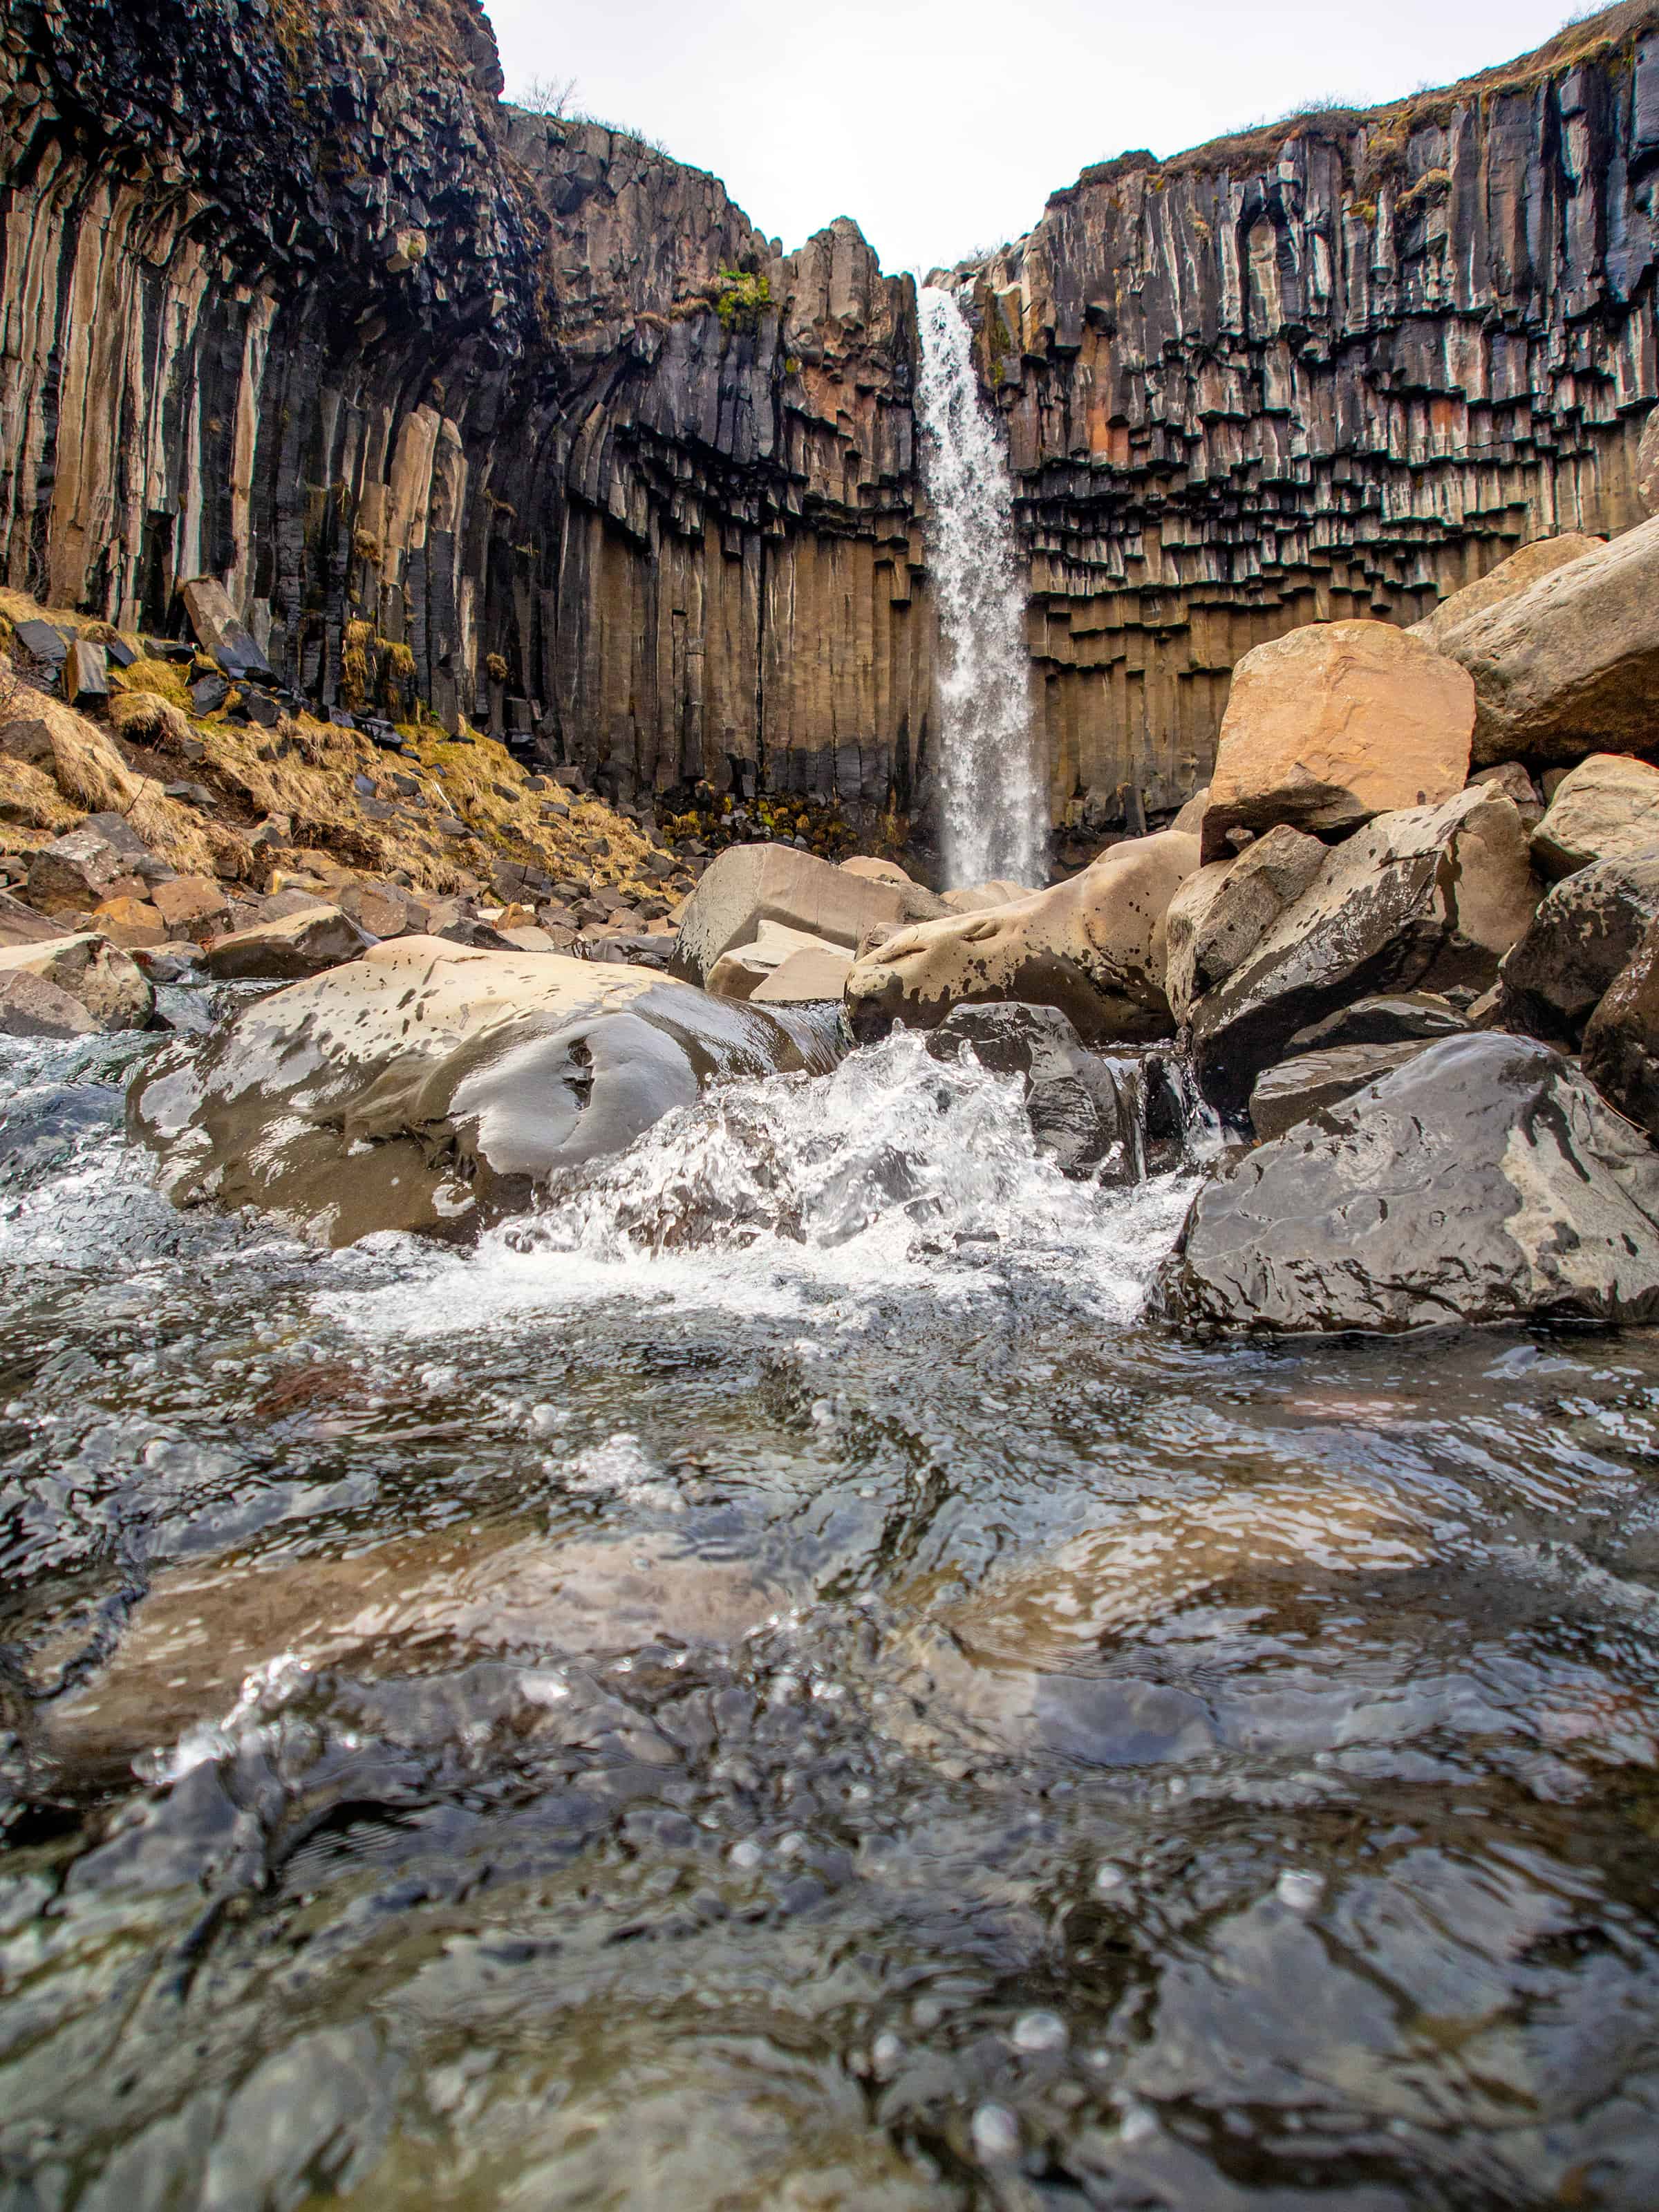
[916,286,1048,889]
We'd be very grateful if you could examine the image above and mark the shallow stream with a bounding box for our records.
[3,1009,1659,2208]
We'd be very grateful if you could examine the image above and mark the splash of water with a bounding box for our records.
[916,285,1048,889]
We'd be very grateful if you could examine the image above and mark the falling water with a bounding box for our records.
[916,285,1048,888]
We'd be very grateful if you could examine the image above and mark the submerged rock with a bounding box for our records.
[924,1002,1147,1181]
[1155,1033,1659,1335]
[128,937,843,1246]
[845,830,1199,1043]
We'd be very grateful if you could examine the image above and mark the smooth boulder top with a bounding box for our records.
[1429,514,1659,766]
[1155,1033,1659,1335]
[1411,534,1606,653]
[673,843,946,984]
[1530,751,1659,879]
[129,937,844,1248]
[844,830,1199,1044]
[1201,619,1474,861]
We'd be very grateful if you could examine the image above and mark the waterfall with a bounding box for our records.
[916,286,1049,889]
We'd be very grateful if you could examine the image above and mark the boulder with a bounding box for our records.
[706,919,836,1001]
[673,845,946,985]
[337,879,415,939]
[1188,787,1539,1116]
[840,856,917,886]
[62,638,108,706]
[1637,406,1659,517]
[0,968,97,1039]
[749,944,853,1002]
[151,874,233,940]
[89,895,169,950]
[844,830,1200,1044]
[939,880,1028,914]
[924,1002,1148,1181]
[0,888,66,948]
[1171,785,1210,834]
[1284,991,1470,1054]
[1499,855,1659,1044]
[1248,1040,1437,1140]
[1201,621,1474,861]
[1427,515,1659,765]
[26,825,127,915]
[1529,753,1659,879]
[203,905,372,981]
[1583,922,1659,1140]
[1468,760,1543,830]
[178,574,272,679]
[1163,825,1325,1022]
[0,932,153,1030]
[128,938,845,1246]
[1155,1034,1659,1335]
[1412,534,1605,652]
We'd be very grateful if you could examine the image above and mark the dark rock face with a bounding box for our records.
[1248,1039,1436,1140]
[963,9,1659,828]
[924,1002,1147,1180]
[1500,855,1659,1042]
[129,939,845,1245]
[1285,992,1470,1054]
[1583,921,1659,1137]
[3,1,1657,833]
[1156,1033,1659,1335]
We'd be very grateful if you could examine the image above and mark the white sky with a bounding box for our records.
[482,0,1589,276]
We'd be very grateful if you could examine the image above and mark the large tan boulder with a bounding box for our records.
[1188,787,1539,1114]
[151,874,232,939]
[129,939,844,1246]
[840,856,917,887]
[1427,514,1659,765]
[1530,753,1659,879]
[0,931,153,1030]
[0,969,97,1038]
[673,844,946,985]
[939,879,1028,914]
[749,944,853,1002]
[843,830,1199,1042]
[1163,825,1326,1022]
[1201,620,1474,861]
[90,895,169,950]
[706,919,836,1001]
[1412,534,1606,652]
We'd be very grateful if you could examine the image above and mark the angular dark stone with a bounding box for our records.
[1286,992,1470,1054]
[1249,1039,1436,1140]
[189,674,229,715]
[12,620,68,665]
[1155,1034,1659,1335]
[1500,855,1659,1044]
[1583,920,1659,1140]
[925,1002,1147,1181]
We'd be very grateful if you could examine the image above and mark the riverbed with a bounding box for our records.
[3,1009,1658,2208]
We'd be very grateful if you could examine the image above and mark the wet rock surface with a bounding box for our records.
[1188,788,1538,1116]
[129,939,845,1245]
[1248,1038,1438,1139]
[1159,1033,1659,1333]
[1501,854,1659,1043]
[924,1002,1149,1181]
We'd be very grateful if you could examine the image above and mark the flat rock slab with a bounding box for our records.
[1155,1033,1659,1335]
[129,937,845,1246]
[673,843,946,984]
[1248,1039,1435,1140]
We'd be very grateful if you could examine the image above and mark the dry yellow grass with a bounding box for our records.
[114,657,191,711]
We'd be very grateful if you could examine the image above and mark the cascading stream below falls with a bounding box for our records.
[916,286,1049,890]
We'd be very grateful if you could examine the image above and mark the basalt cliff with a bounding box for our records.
[2,0,1658,850]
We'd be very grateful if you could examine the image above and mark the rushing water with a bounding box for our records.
[916,289,1049,890]
[5,1006,1659,2208]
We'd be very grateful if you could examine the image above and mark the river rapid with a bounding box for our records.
[3,1002,1659,2210]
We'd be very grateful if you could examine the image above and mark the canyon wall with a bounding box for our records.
[968,2,1659,835]
[0,0,928,821]
[1,0,1657,845]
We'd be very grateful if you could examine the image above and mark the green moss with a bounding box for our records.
[715,268,772,335]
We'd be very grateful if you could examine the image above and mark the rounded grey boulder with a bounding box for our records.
[129,937,844,1246]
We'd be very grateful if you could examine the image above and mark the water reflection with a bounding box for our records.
[0,1021,1658,2205]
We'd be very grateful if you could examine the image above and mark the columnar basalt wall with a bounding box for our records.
[967,3,1659,834]
[0,0,929,821]
[3,0,1658,847]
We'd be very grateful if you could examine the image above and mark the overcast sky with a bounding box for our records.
[482,0,1588,277]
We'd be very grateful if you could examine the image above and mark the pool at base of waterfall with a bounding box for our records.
[3,1018,1659,2210]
